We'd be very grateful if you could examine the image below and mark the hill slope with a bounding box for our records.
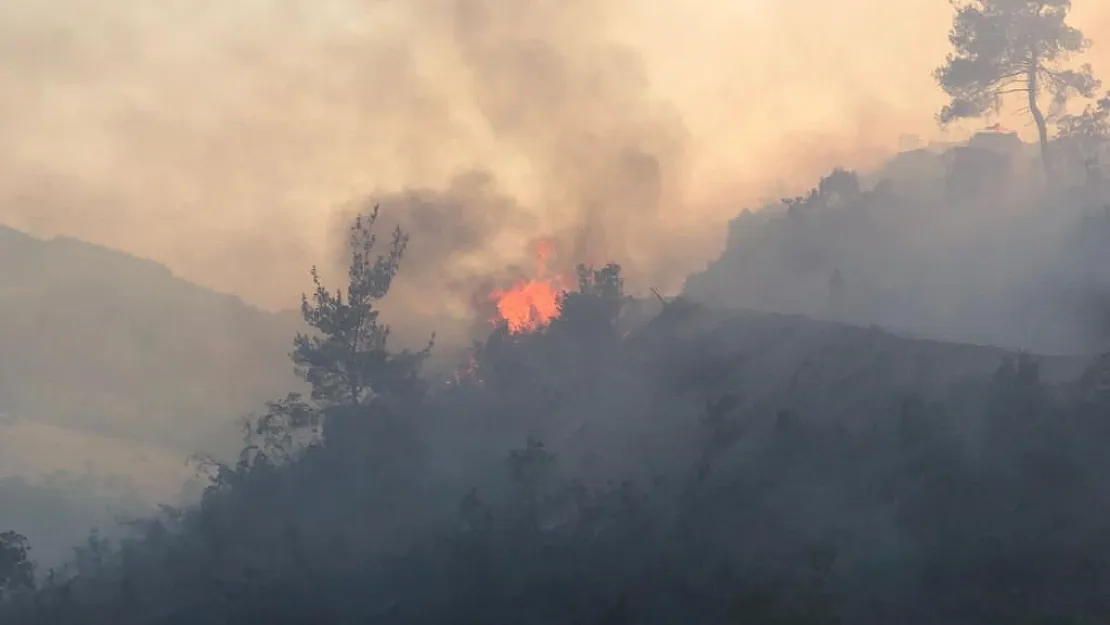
[683,140,1110,355]
[0,227,300,466]
[4,277,1109,624]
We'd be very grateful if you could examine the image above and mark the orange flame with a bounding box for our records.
[490,241,569,333]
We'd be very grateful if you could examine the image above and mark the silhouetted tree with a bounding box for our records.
[934,0,1101,181]
[1056,90,1110,182]
[816,168,861,208]
[294,205,432,410]
[556,263,625,335]
[277,206,433,454]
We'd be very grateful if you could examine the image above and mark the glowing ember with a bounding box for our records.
[490,241,569,333]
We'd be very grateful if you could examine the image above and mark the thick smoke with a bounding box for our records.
[321,0,691,343]
[0,0,1108,320]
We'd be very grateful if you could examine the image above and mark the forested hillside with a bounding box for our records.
[2,129,1109,625]
[2,0,1110,622]
[1,208,1109,624]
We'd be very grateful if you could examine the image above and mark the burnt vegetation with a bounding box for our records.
[4,3,1110,625]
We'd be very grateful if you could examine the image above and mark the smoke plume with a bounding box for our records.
[1,0,1108,327]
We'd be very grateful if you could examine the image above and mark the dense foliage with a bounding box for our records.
[933,0,1101,179]
[2,202,1110,625]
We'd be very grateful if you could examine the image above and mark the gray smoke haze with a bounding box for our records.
[1,0,1108,332]
[3,0,1110,585]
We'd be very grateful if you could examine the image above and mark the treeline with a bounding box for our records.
[2,208,1110,624]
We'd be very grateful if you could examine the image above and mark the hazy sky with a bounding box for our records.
[1,0,1107,315]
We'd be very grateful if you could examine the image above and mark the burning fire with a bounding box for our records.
[489,240,569,334]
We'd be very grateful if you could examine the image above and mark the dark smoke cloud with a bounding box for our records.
[444,0,690,280]
[305,0,695,347]
[330,170,534,317]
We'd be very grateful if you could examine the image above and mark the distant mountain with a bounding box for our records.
[0,227,302,465]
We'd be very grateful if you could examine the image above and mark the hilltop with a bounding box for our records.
[684,130,1110,355]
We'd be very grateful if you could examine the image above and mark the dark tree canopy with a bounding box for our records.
[1056,90,1110,182]
[934,0,1101,180]
[250,205,433,457]
[293,205,432,410]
